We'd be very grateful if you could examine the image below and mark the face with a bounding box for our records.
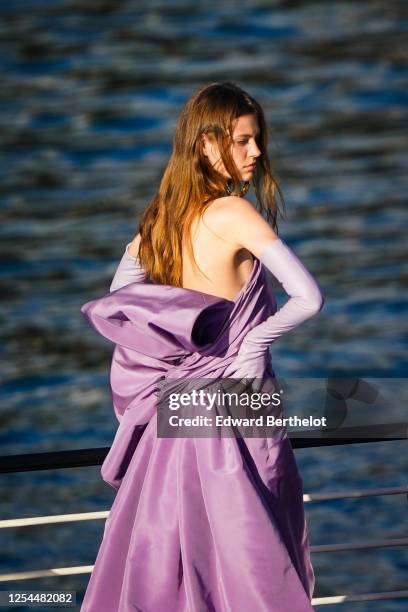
[201,113,261,180]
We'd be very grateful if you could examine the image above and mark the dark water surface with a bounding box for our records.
[0,1,407,609]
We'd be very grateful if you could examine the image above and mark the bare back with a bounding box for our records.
[129,196,277,301]
[181,199,254,302]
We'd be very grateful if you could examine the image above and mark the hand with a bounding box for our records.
[224,346,271,380]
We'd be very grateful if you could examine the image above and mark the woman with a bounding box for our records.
[80,81,324,611]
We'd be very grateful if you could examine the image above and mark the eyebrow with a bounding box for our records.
[235,132,260,138]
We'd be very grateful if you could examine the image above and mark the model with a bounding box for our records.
[80,81,324,611]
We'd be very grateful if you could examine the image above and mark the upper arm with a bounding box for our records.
[214,197,279,259]
[128,233,142,259]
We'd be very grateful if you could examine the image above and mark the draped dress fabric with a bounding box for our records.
[79,255,315,612]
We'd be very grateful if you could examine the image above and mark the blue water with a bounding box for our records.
[0,0,407,609]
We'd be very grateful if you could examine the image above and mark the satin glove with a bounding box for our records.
[224,237,325,380]
[109,242,146,292]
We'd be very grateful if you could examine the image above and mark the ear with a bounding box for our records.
[201,133,209,158]
[201,133,220,161]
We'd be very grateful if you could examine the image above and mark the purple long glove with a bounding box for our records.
[109,242,146,292]
[224,237,325,379]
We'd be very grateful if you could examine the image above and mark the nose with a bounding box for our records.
[249,139,261,159]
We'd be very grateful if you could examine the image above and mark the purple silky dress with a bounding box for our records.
[79,255,315,611]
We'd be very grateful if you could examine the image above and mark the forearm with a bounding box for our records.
[240,237,325,354]
[110,242,146,292]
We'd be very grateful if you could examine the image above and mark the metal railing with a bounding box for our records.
[0,437,407,607]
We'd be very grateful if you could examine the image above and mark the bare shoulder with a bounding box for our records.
[128,232,141,258]
[203,196,258,235]
[205,196,279,259]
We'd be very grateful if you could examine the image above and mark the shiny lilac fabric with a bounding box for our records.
[79,256,315,611]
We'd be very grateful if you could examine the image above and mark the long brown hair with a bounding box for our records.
[138,81,286,286]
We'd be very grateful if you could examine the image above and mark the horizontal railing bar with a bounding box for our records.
[2,484,407,528]
[0,447,109,474]
[1,513,405,552]
[0,566,406,606]
[0,511,109,529]
[0,437,405,474]
[292,437,405,449]
[0,566,94,582]
[304,484,408,502]
[311,537,408,553]
[312,589,408,605]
